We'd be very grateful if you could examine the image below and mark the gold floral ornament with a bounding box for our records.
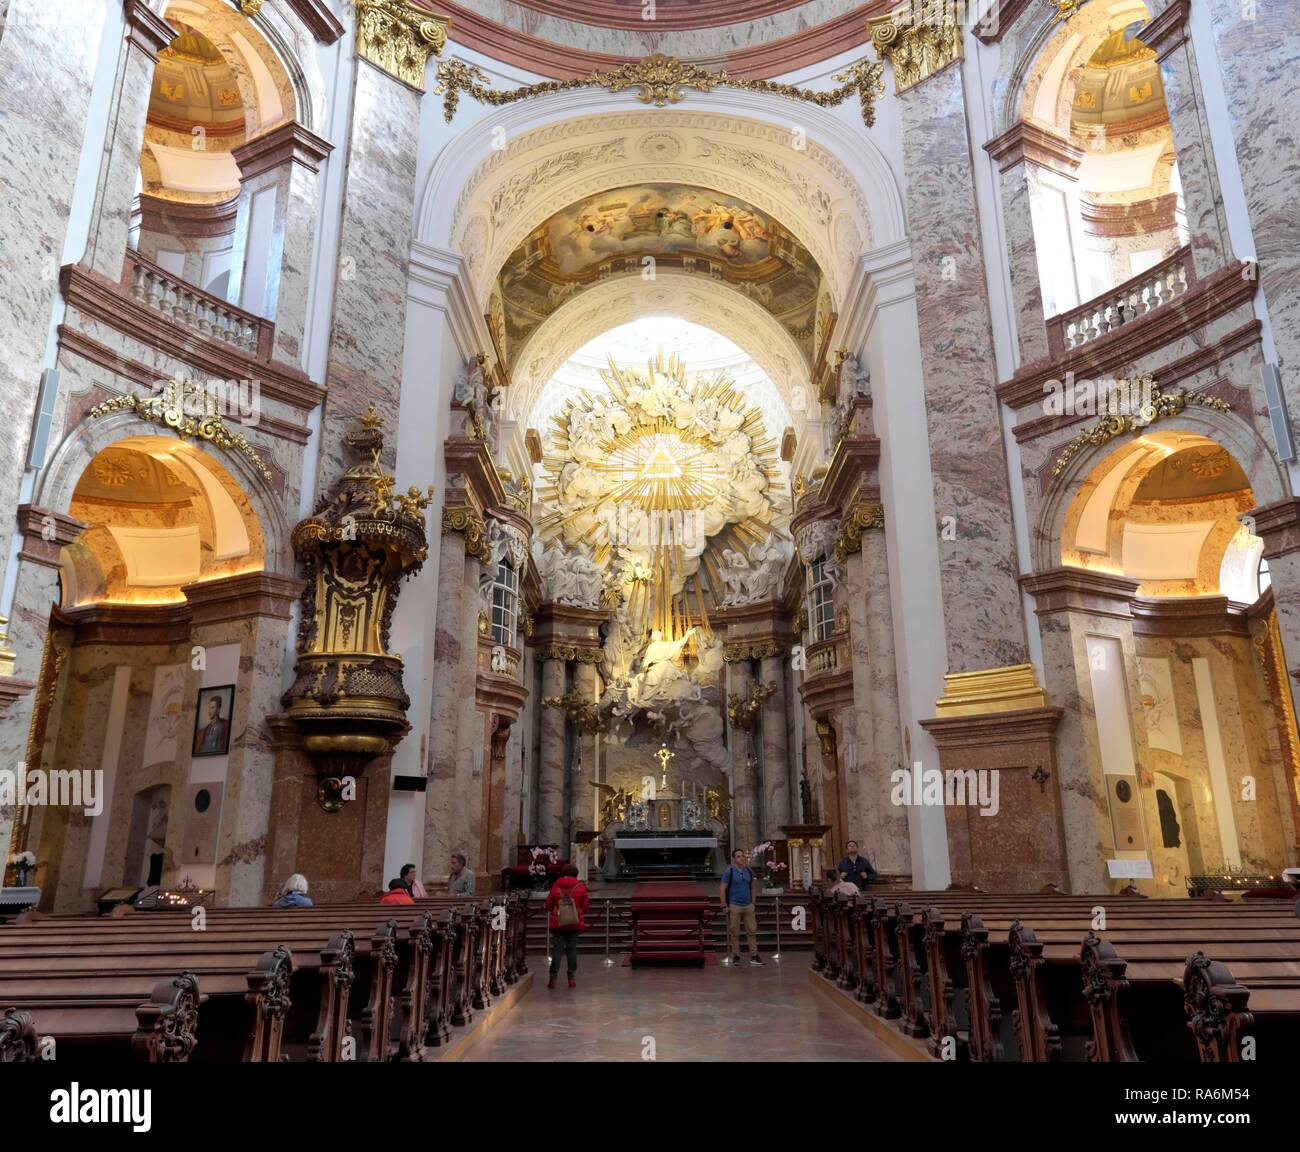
[870,0,963,93]
[355,1,449,92]
[90,379,273,484]
[1051,376,1230,478]
[434,52,886,127]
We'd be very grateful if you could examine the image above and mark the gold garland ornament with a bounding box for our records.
[434,52,886,126]
[1051,376,1230,478]
[90,378,273,483]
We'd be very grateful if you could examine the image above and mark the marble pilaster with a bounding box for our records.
[537,657,566,846]
[571,661,597,840]
[892,59,1028,675]
[0,509,85,876]
[1021,568,1144,895]
[229,122,334,367]
[82,1,174,280]
[319,57,423,476]
[452,553,483,861]
[184,573,302,907]
[985,121,1084,362]
[1199,0,1300,420]
[0,3,106,600]
[728,660,759,853]
[758,654,791,839]
[1138,0,1232,280]
[846,538,910,875]
[423,527,466,880]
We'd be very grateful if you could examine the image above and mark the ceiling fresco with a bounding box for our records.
[494,182,823,371]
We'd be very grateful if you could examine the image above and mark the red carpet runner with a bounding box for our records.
[628,880,711,967]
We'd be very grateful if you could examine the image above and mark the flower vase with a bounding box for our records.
[15,866,30,887]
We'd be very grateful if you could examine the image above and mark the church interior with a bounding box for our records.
[0,0,1298,1082]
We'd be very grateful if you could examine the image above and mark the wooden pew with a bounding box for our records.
[809,886,1300,1063]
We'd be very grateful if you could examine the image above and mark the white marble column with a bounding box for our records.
[229,122,333,367]
[82,0,174,280]
[758,654,790,838]
[537,656,566,847]
[423,527,466,880]
[1138,0,1232,279]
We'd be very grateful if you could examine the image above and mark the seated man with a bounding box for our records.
[448,851,476,896]
[836,840,877,890]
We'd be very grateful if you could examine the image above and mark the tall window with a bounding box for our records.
[491,559,519,648]
[807,558,835,643]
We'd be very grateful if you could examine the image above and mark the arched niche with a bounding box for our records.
[35,411,293,592]
[1037,407,1287,583]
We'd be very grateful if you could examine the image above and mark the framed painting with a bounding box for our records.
[191,684,235,758]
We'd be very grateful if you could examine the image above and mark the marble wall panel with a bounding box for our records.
[0,3,106,597]
[896,65,1028,674]
[1203,1,1300,418]
[319,62,421,477]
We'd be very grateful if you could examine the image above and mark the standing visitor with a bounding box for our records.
[545,864,589,988]
[720,848,762,966]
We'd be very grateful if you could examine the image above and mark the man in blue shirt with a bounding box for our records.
[719,848,763,966]
[836,840,877,890]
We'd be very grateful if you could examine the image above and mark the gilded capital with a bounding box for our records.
[832,500,885,562]
[441,504,490,562]
[355,1,449,92]
[869,1,962,93]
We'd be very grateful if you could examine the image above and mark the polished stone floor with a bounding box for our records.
[459,957,902,1062]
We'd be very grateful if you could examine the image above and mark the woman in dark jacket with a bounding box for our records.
[544,865,590,989]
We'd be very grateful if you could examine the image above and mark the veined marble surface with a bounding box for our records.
[897,64,1027,674]
[458,960,903,1062]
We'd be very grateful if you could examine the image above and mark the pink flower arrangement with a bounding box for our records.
[527,846,559,876]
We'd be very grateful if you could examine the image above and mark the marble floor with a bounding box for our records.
[458,957,903,1062]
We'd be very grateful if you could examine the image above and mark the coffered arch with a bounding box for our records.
[416,91,905,310]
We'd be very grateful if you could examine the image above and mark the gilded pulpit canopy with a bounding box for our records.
[281,407,433,778]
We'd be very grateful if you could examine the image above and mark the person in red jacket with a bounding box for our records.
[545,864,589,989]
[380,878,414,906]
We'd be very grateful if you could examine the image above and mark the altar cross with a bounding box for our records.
[656,744,673,789]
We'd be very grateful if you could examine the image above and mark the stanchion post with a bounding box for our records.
[774,894,781,961]
[603,897,614,966]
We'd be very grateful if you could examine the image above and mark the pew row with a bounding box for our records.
[0,894,532,1063]
[809,887,1300,1062]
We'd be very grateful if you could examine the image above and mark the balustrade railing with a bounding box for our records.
[1046,245,1194,356]
[123,250,272,358]
[806,638,839,676]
